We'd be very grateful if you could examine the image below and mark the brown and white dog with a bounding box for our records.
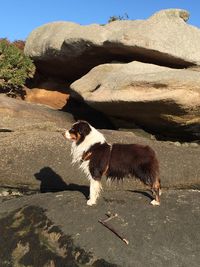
[64,121,161,206]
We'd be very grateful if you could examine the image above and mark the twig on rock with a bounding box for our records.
[98,212,129,245]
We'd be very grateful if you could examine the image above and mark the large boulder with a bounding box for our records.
[71,61,200,140]
[25,9,200,81]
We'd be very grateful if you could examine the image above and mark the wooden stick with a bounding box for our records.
[103,213,118,223]
[98,215,129,245]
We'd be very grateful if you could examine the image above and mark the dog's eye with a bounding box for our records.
[70,128,75,133]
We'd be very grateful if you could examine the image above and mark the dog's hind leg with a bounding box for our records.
[87,178,102,206]
[151,177,161,206]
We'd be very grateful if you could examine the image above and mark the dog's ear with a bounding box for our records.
[78,122,91,136]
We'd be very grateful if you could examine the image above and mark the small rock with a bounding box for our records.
[174,141,181,147]
[190,143,199,148]
[182,143,189,147]
[0,191,9,197]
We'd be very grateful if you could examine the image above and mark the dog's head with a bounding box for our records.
[64,121,91,144]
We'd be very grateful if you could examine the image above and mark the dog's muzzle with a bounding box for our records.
[62,131,71,139]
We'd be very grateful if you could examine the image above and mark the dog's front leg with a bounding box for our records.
[87,178,102,206]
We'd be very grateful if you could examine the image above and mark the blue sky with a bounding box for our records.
[1,0,200,41]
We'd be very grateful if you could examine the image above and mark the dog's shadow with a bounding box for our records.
[34,167,89,199]
[127,190,154,201]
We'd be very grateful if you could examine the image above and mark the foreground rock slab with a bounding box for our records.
[0,189,200,266]
[25,9,200,80]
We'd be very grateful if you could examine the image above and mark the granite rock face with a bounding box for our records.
[0,94,74,131]
[25,87,69,109]
[24,9,200,140]
[71,61,200,140]
[25,9,200,81]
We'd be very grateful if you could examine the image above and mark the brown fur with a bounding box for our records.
[84,142,161,204]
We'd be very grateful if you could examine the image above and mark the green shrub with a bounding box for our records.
[0,38,35,97]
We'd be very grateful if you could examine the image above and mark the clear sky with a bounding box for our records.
[1,0,200,41]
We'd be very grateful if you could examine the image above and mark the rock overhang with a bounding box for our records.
[24,9,200,81]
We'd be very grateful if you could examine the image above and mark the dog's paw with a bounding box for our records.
[87,199,96,206]
[151,199,160,206]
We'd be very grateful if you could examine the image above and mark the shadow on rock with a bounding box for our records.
[127,189,154,201]
[61,96,116,130]
[34,167,89,199]
[0,205,117,267]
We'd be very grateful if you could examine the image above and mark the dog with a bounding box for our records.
[64,120,161,206]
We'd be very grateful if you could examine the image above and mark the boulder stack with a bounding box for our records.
[24,9,200,140]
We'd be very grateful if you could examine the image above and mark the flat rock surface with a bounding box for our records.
[1,128,200,190]
[0,189,200,266]
[0,94,74,131]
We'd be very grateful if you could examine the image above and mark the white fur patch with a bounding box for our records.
[68,123,105,205]
[65,131,71,140]
[87,179,102,206]
[70,125,106,179]
[159,189,162,196]
[151,199,160,206]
